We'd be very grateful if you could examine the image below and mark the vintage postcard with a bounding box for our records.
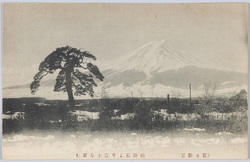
[2,3,248,159]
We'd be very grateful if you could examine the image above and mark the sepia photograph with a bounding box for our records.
[2,2,248,159]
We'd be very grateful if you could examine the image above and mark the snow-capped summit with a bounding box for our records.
[110,40,223,75]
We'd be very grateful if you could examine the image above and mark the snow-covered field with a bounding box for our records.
[2,129,247,159]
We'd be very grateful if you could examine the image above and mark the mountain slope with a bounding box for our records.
[149,65,247,90]
[102,40,247,97]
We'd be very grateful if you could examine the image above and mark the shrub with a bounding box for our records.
[152,113,166,130]
[131,100,153,130]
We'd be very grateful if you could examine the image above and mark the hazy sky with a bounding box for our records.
[3,3,248,87]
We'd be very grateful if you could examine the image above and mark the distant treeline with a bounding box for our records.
[3,94,247,114]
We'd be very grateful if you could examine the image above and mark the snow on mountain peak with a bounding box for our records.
[110,40,224,75]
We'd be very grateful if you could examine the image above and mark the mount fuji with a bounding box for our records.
[3,40,247,99]
[102,40,247,98]
[107,40,224,74]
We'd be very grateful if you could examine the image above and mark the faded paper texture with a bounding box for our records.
[2,3,248,159]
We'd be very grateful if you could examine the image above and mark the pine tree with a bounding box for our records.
[31,46,104,107]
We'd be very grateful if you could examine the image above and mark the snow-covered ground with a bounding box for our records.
[2,130,247,159]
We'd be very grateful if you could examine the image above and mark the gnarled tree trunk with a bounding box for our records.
[65,65,74,108]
